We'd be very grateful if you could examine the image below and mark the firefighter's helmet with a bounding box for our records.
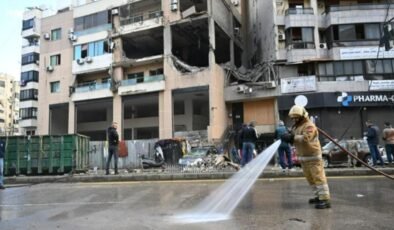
[288,105,308,118]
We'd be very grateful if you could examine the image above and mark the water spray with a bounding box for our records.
[317,127,394,180]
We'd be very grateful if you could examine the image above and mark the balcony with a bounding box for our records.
[118,74,165,96]
[71,82,112,102]
[284,7,315,29]
[21,44,40,55]
[20,100,38,109]
[22,26,40,38]
[19,118,37,128]
[286,42,317,63]
[119,11,163,34]
[72,54,112,75]
[326,3,392,26]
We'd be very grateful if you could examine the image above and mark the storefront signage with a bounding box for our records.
[278,91,394,110]
[280,76,316,94]
[369,80,394,91]
[337,91,394,107]
[340,47,394,60]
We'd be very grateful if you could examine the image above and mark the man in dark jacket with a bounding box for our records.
[106,122,119,175]
[0,138,5,189]
[365,120,384,167]
[240,121,257,167]
[275,120,293,171]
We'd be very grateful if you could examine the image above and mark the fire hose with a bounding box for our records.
[317,127,394,180]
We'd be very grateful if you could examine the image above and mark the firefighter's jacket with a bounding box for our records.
[292,118,322,161]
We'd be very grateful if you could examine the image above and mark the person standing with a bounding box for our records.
[106,122,119,175]
[0,138,5,190]
[346,136,359,168]
[240,121,257,167]
[275,120,293,171]
[365,120,384,167]
[382,122,394,165]
[281,105,331,209]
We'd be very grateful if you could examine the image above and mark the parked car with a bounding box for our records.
[178,146,218,167]
[322,139,387,168]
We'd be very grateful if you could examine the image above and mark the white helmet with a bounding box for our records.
[288,105,308,119]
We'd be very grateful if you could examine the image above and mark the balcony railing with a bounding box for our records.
[285,7,314,15]
[287,42,315,49]
[327,3,391,13]
[121,74,164,86]
[120,10,163,26]
[75,82,111,93]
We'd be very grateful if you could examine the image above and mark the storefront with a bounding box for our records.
[278,91,394,143]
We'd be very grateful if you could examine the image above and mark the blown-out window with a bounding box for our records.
[74,40,109,60]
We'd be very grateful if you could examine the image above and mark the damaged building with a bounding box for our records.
[29,0,247,144]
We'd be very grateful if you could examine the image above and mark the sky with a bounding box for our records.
[0,0,72,80]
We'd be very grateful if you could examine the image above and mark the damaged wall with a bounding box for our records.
[212,0,232,35]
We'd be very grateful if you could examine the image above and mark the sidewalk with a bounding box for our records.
[4,166,394,185]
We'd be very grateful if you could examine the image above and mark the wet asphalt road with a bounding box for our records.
[0,176,393,230]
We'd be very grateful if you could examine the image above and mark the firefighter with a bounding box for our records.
[281,105,331,209]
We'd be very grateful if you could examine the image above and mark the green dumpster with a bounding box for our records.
[1,134,90,175]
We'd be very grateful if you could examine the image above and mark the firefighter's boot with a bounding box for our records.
[315,200,331,209]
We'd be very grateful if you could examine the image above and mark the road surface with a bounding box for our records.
[0,176,393,230]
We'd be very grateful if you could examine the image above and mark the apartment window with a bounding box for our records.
[50,54,61,66]
[20,107,37,119]
[74,40,109,60]
[127,72,144,83]
[0,81,4,87]
[21,52,39,65]
[51,28,62,40]
[101,77,111,84]
[20,89,38,101]
[318,59,394,81]
[22,18,34,30]
[149,68,163,76]
[74,10,110,32]
[50,81,60,93]
[285,27,315,49]
[332,23,381,41]
[21,71,39,84]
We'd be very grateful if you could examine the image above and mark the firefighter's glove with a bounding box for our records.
[281,133,294,144]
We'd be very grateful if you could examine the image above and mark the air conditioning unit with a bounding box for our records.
[231,0,239,6]
[171,0,178,11]
[43,33,50,40]
[264,81,277,89]
[46,65,54,72]
[319,43,327,49]
[77,58,85,65]
[85,56,93,63]
[236,85,245,93]
[69,34,77,42]
[112,8,119,15]
[35,60,40,65]
[278,33,286,41]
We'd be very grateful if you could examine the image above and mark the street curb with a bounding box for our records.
[4,168,393,185]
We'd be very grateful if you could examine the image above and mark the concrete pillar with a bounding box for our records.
[68,101,75,134]
[164,24,172,56]
[208,0,216,66]
[159,90,173,139]
[111,13,123,139]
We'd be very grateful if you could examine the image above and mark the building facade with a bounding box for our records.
[0,74,20,136]
[20,7,43,136]
[26,0,244,143]
[224,0,394,142]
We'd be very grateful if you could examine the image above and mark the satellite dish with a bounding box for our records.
[294,95,308,107]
